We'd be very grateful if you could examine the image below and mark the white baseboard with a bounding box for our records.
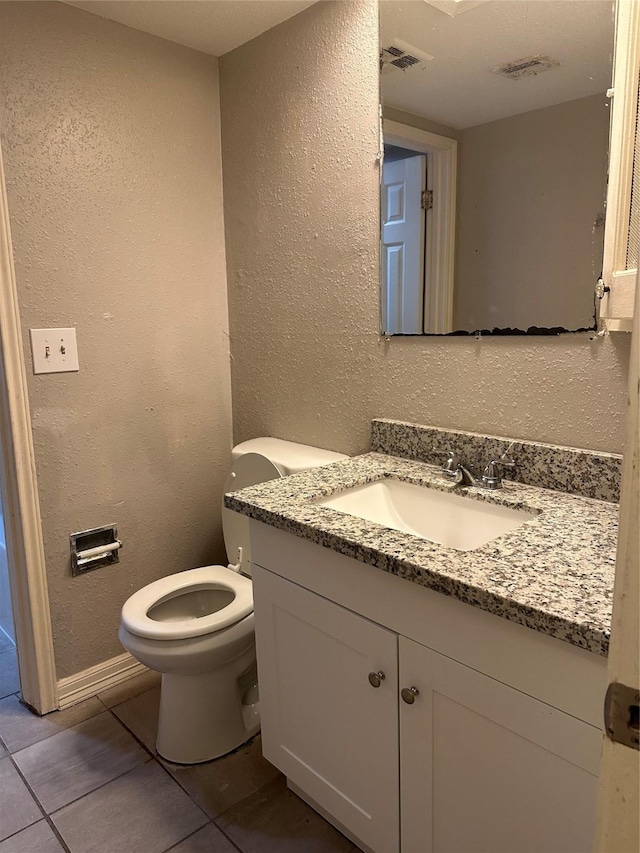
[57,652,148,709]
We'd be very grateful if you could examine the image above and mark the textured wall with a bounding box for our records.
[455,94,608,332]
[221,0,630,457]
[0,2,232,678]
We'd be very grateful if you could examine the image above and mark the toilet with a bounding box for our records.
[119,438,347,764]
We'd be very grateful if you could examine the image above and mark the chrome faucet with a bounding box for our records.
[433,448,515,490]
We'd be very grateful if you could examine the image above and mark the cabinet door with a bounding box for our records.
[253,566,399,853]
[399,637,601,853]
[601,0,639,323]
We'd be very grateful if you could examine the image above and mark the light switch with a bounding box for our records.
[30,328,79,374]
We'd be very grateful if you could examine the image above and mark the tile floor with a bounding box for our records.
[0,672,361,853]
[0,534,19,702]
[0,636,19,703]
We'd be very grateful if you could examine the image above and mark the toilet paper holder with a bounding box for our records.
[70,524,122,576]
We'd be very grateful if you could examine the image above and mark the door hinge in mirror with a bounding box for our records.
[604,682,639,750]
[596,277,611,299]
[422,190,433,211]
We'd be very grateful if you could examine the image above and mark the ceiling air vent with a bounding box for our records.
[492,55,560,80]
[380,40,434,75]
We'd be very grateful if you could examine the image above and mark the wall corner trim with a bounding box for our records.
[0,140,58,714]
[57,652,148,709]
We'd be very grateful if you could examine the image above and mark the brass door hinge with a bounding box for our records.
[604,682,639,750]
[422,190,433,211]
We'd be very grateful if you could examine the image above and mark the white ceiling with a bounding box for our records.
[64,0,316,56]
[62,1,614,128]
[380,0,615,129]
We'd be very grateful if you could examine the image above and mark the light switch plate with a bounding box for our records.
[30,328,79,374]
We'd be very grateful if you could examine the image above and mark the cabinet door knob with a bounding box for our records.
[368,671,385,688]
[401,686,420,704]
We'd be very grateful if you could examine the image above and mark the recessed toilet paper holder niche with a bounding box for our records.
[70,524,122,576]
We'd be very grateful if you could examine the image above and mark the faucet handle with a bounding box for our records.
[432,447,457,460]
[493,456,515,469]
[432,447,459,475]
[482,456,515,489]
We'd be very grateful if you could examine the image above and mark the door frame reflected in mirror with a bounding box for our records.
[382,120,456,335]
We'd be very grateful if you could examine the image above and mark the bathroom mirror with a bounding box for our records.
[380,0,614,335]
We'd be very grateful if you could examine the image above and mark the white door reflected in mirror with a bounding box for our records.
[382,153,426,334]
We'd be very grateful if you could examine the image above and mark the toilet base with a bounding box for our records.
[156,657,260,764]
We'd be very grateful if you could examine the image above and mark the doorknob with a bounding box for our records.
[401,686,420,704]
[368,671,385,688]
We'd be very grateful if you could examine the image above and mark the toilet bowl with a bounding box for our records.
[119,438,347,764]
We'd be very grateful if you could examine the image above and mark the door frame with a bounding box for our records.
[382,120,457,335]
[0,139,58,713]
[594,273,640,850]
[600,0,639,325]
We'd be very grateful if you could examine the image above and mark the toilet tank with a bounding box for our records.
[231,437,347,475]
[223,438,348,577]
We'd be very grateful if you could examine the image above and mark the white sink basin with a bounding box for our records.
[315,478,537,552]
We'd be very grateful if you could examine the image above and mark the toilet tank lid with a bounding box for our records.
[231,437,347,475]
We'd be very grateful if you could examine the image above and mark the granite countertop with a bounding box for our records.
[225,453,619,656]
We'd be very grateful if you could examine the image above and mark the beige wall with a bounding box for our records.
[455,94,608,331]
[221,0,630,457]
[0,2,232,678]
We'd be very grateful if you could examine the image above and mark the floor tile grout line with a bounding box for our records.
[98,686,157,713]
[9,713,216,853]
[7,703,136,758]
[143,742,275,852]
[209,772,285,836]
[160,822,244,853]
[10,706,157,819]
[105,703,264,852]
[211,774,273,823]
[207,819,246,853]
[45,755,155,819]
[6,751,72,853]
[0,684,19,703]
[151,746,261,851]
[0,820,41,847]
[208,774,360,853]
[39,814,72,853]
[0,686,147,756]
[153,735,276,830]
[5,692,356,852]
[1,694,107,756]
[105,705,161,762]
[147,750,212,822]
[105,705,221,831]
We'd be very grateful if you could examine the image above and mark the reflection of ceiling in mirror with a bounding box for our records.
[379,0,614,129]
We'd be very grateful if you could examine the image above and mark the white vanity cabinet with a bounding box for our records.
[253,569,400,853]
[251,522,607,853]
[399,638,599,853]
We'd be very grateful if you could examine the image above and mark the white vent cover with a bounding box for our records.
[381,39,434,75]
[422,0,490,17]
[492,55,560,80]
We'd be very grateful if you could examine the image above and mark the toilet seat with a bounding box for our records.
[121,566,253,640]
